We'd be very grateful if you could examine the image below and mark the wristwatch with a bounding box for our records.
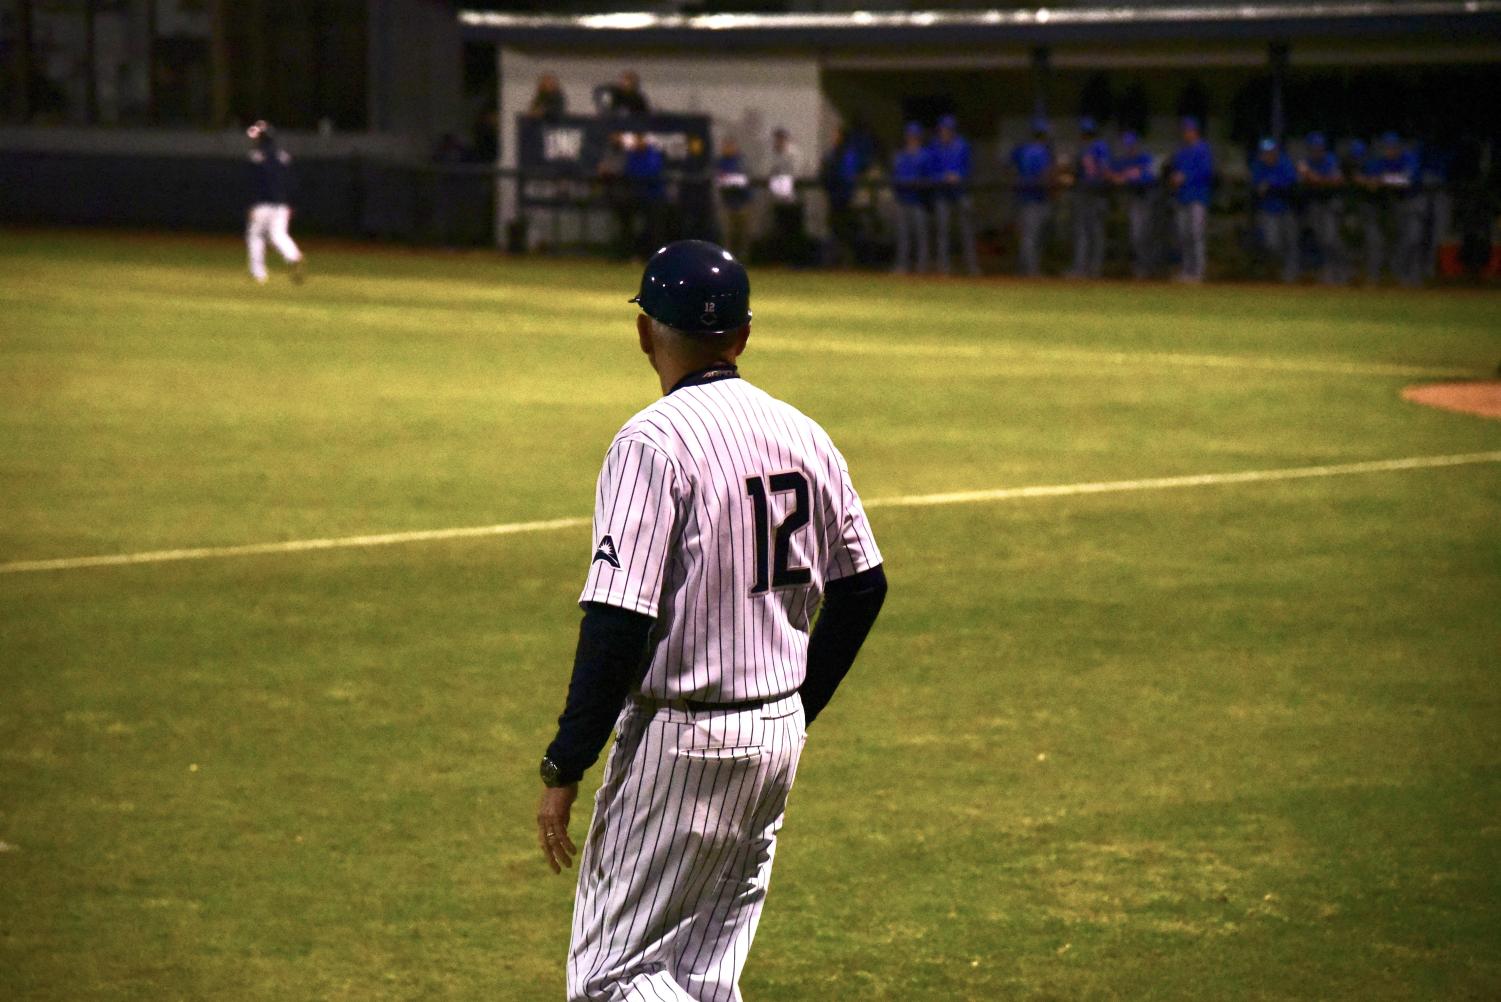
[539,756,566,788]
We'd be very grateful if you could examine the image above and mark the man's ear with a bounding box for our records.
[728,322,750,360]
[637,314,654,357]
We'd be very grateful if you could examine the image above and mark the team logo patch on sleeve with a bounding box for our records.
[592,534,621,569]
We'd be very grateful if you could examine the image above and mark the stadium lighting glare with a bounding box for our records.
[577,13,657,31]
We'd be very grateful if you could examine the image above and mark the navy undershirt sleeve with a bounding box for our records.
[800,563,888,725]
[544,602,654,785]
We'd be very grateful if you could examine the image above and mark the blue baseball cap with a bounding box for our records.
[1258,136,1278,153]
[1379,130,1401,147]
[1121,130,1139,146]
[1348,139,1368,158]
[938,114,958,131]
[1079,115,1097,134]
[904,121,924,138]
[1031,116,1051,135]
[1306,131,1327,149]
[1181,115,1201,133]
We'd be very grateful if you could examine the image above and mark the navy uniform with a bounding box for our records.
[1250,137,1300,284]
[1297,132,1347,284]
[930,114,980,276]
[245,120,304,284]
[536,241,887,1002]
[1109,131,1157,279]
[891,122,934,273]
[1069,116,1111,278]
[1011,119,1054,277]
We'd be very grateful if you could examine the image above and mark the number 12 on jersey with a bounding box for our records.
[744,472,812,595]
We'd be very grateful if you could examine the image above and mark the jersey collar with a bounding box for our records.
[669,363,741,394]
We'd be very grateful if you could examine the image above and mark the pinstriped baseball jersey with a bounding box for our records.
[579,368,881,702]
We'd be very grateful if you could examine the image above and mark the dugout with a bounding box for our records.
[461,2,1501,253]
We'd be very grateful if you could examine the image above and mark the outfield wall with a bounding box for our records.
[0,127,492,244]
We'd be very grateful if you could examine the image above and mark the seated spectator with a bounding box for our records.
[595,70,650,117]
[526,73,566,121]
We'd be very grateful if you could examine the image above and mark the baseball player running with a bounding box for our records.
[536,239,888,1002]
[245,120,305,285]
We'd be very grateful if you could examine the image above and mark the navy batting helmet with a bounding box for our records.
[630,240,751,336]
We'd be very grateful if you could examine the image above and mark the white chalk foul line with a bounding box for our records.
[862,451,1501,509]
[3,451,1498,575]
[0,517,589,575]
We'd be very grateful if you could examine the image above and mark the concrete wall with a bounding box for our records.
[496,48,827,245]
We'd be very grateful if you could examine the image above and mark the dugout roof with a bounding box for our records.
[458,2,1501,50]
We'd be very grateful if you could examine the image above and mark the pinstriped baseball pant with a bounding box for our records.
[567,694,806,1002]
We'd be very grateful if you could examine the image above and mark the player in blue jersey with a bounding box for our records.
[820,127,864,267]
[1168,116,1213,282]
[1011,118,1055,277]
[1109,130,1157,279]
[1068,116,1112,278]
[930,114,980,276]
[1250,137,1301,283]
[1297,132,1347,284]
[1358,132,1423,286]
[891,122,934,274]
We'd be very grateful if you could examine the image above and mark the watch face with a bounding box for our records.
[540,757,561,786]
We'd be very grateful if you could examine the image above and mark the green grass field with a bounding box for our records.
[2,230,1499,1001]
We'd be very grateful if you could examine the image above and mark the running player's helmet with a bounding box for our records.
[630,240,751,336]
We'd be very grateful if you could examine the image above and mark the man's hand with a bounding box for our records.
[537,783,580,874]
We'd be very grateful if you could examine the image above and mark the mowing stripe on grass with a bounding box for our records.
[3,451,1498,575]
[767,336,1485,380]
[32,288,1483,381]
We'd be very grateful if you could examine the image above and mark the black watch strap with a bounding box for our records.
[540,756,566,787]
